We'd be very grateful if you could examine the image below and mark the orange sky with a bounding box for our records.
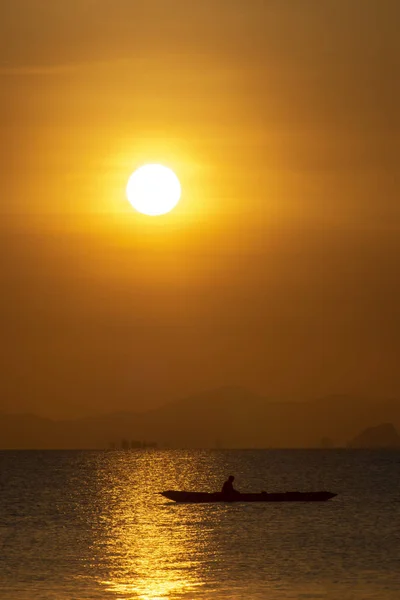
[1,1,399,417]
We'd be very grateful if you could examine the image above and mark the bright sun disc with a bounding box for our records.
[126,164,181,216]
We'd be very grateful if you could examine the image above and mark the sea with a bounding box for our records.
[0,449,399,600]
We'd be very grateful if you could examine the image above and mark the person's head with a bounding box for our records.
[228,475,234,482]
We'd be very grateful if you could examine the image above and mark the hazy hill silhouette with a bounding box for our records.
[1,387,400,449]
[349,423,400,448]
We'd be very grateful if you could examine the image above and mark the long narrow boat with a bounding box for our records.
[161,490,337,503]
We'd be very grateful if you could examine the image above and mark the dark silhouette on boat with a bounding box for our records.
[221,475,239,497]
[161,490,337,503]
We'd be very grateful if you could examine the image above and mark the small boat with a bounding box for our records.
[161,490,337,503]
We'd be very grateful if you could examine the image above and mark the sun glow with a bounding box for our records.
[126,164,181,216]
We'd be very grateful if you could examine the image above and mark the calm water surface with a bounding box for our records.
[0,450,399,599]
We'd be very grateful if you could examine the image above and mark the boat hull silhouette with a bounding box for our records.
[161,490,337,503]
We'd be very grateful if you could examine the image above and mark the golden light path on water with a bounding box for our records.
[92,451,228,600]
[101,502,201,600]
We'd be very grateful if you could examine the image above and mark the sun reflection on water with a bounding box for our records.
[101,503,202,600]
[92,451,225,599]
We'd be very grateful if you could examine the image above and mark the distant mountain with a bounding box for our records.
[1,388,400,449]
[348,423,400,448]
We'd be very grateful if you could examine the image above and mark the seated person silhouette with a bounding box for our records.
[221,475,239,497]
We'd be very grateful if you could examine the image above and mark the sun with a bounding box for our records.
[126,164,181,216]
